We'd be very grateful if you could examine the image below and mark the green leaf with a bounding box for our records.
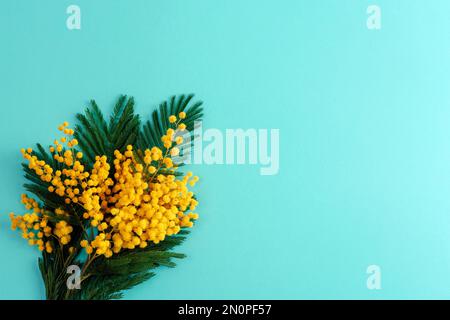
[74,95,141,168]
[137,94,204,151]
[74,271,155,300]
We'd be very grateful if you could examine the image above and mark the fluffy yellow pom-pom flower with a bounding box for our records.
[169,115,177,123]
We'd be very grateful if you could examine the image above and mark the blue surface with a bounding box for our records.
[1,0,450,299]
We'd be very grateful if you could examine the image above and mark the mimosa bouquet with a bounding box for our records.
[7,94,203,300]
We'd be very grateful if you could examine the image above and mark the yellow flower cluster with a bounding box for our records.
[53,221,73,245]
[9,194,53,253]
[10,112,200,258]
[105,146,199,251]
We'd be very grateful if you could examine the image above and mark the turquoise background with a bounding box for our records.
[1,0,450,299]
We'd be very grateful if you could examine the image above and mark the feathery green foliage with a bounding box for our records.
[137,94,203,151]
[74,96,140,169]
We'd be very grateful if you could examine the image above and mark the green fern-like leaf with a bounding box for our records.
[137,94,203,151]
[75,95,140,168]
[64,230,189,300]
